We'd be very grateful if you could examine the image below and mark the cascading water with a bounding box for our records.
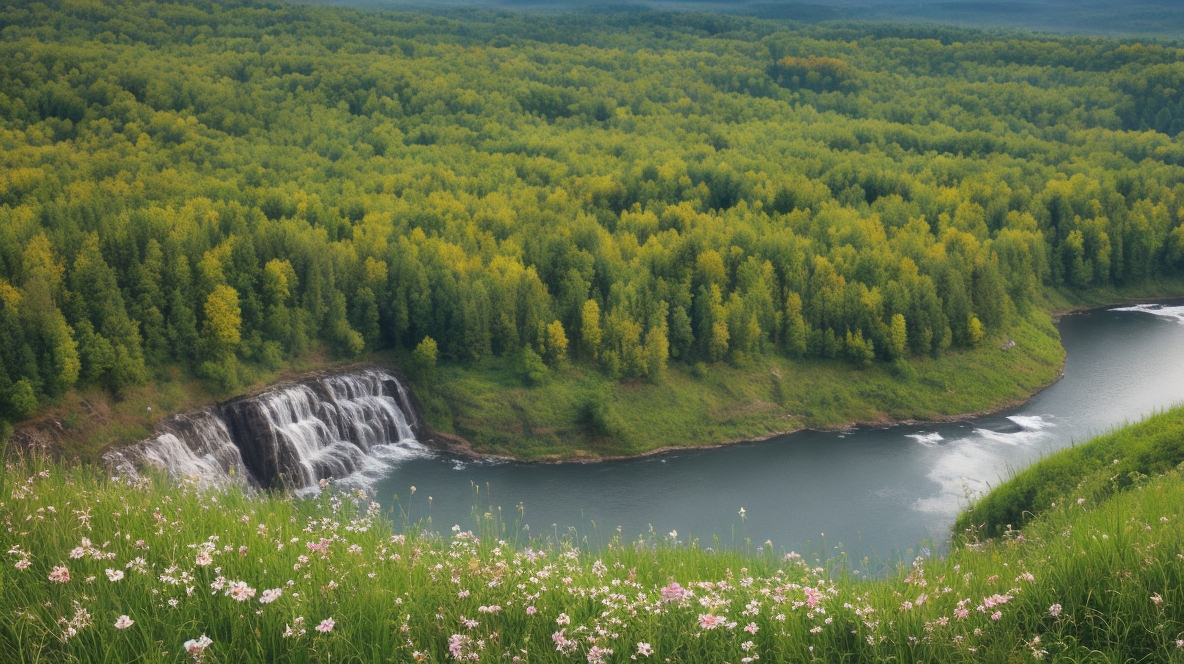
[104,369,431,491]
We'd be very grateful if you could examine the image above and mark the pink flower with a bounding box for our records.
[636,642,653,656]
[744,622,758,634]
[991,611,1002,621]
[803,587,823,607]
[449,633,474,660]
[48,566,70,583]
[556,613,570,626]
[106,568,124,582]
[114,615,134,629]
[698,614,725,630]
[526,606,537,615]
[1152,593,1164,605]
[195,552,212,567]
[14,558,30,571]
[660,582,687,602]
[1048,604,1062,617]
[552,630,578,655]
[259,588,282,604]
[316,618,334,633]
[586,645,614,663]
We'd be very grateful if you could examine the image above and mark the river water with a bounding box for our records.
[371,302,1184,568]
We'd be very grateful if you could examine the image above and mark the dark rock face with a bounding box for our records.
[104,369,426,491]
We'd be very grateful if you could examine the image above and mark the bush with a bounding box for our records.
[580,387,622,438]
[197,356,241,394]
[3,379,37,421]
[520,346,549,386]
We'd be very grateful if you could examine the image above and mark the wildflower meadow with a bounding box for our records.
[1,412,1184,662]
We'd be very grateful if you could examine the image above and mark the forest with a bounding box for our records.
[2,0,1184,432]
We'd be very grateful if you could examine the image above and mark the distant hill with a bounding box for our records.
[315,0,1184,38]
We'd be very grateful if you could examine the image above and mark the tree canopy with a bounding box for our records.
[2,0,1184,420]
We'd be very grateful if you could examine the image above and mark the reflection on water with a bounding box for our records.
[366,301,1184,569]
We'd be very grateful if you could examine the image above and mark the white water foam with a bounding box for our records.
[915,415,1055,515]
[331,440,435,494]
[1006,415,1053,430]
[1111,303,1184,325]
[906,432,944,447]
[971,415,1054,445]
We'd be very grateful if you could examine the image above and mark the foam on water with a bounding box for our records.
[906,432,944,447]
[1112,303,1184,325]
[1006,414,1053,430]
[915,415,1056,514]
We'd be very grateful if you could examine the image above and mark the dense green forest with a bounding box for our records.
[2,0,1184,432]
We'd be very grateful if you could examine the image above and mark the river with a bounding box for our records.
[370,302,1184,569]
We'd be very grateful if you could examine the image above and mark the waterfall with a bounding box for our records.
[104,369,431,491]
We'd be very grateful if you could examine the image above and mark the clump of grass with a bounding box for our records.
[1,425,1182,662]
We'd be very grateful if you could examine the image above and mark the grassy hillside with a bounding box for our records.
[1,406,1183,662]
[955,404,1184,539]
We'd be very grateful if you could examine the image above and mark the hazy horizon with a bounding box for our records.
[299,0,1184,39]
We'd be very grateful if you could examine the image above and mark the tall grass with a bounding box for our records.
[0,440,1182,662]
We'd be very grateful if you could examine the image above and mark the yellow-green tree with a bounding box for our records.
[544,320,568,365]
[203,285,242,357]
[580,299,602,359]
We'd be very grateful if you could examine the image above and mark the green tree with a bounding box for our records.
[410,336,438,383]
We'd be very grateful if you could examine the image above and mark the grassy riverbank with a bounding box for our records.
[2,406,1183,662]
[414,309,1064,461]
[10,308,1064,464]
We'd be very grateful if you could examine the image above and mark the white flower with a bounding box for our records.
[183,634,212,656]
[106,568,125,582]
[114,615,134,629]
[260,588,283,604]
[316,617,335,633]
[226,581,256,602]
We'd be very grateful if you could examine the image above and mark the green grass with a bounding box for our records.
[955,406,1184,539]
[2,406,1184,662]
[418,309,1065,460]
